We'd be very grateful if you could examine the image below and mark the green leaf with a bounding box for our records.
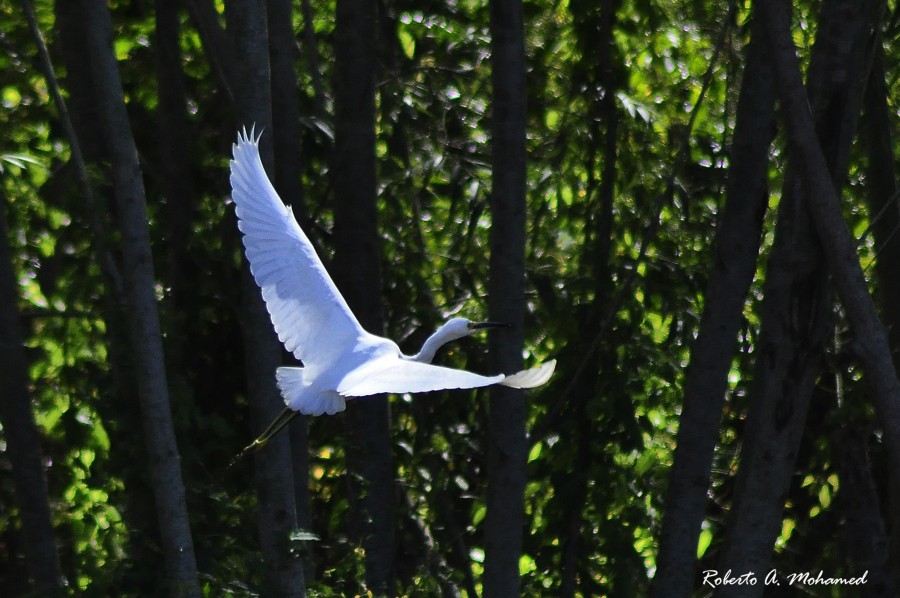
[1,86,21,108]
[519,553,537,575]
[398,29,416,59]
[527,441,542,463]
[696,527,712,558]
[472,504,486,526]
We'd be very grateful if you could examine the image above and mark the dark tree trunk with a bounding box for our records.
[833,424,895,595]
[226,1,307,595]
[650,11,776,597]
[155,0,195,302]
[268,0,307,227]
[559,2,619,595]
[862,43,900,368]
[52,0,106,163]
[717,0,876,591]
[332,0,396,592]
[716,167,831,596]
[82,1,201,595]
[50,2,163,592]
[184,0,236,107]
[861,40,900,577]
[484,0,527,595]
[155,0,198,435]
[715,1,896,594]
[266,0,315,582]
[0,191,63,596]
[757,0,900,584]
[300,0,327,119]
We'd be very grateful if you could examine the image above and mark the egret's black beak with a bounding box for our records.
[469,321,511,330]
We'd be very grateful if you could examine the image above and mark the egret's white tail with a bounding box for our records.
[276,367,346,415]
[500,359,557,389]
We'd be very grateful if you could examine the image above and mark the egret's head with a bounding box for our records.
[412,317,511,363]
[442,317,509,342]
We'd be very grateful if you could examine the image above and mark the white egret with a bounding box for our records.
[228,128,555,459]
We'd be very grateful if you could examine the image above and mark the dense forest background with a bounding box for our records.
[2,0,899,595]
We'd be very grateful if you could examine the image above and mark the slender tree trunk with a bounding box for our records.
[715,2,876,593]
[757,0,900,583]
[300,0,327,120]
[861,39,900,577]
[226,1,306,595]
[156,0,195,303]
[558,3,619,595]
[82,1,201,595]
[288,416,314,583]
[155,0,198,436]
[26,0,123,301]
[332,0,396,593]
[484,0,527,595]
[268,0,307,226]
[716,168,831,595]
[184,0,236,107]
[406,335,476,597]
[651,11,776,597]
[862,46,900,366]
[0,191,63,596]
[51,3,164,591]
[52,1,106,163]
[266,0,315,582]
[833,424,895,595]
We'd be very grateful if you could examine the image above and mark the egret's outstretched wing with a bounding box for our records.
[230,129,364,365]
[337,358,505,397]
[500,359,556,389]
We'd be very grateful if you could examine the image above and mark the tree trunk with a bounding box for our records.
[558,2,619,595]
[0,190,64,596]
[51,2,164,591]
[267,0,315,582]
[715,0,891,593]
[757,0,900,582]
[300,0,327,120]
[650,11,776,597]
[716,167,831,597]
[82,1,201,595]
[484,0,527,595]
[268,0,307,226]
[332,0,396,592]
[155,0,198,438]
[184,0,236,107]
[861,39,900,578]
[833,424,895,595]
[155,0,195,304]
[226,1,307,595]
[862,43,900,370]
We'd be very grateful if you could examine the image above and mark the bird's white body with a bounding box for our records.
[229,128,555,418]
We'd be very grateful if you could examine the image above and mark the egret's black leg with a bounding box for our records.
[227,407,299,469]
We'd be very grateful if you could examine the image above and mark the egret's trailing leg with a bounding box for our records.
[227,407,298,469]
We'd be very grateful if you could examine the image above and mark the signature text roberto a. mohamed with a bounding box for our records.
[702,568,868,588]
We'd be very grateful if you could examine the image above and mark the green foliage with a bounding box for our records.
[0,0,894,595]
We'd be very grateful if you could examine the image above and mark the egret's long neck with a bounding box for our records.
[411,325,457,363]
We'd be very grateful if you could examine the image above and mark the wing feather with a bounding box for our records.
[230,129,364,365]
[500,360,557,389]
[337,358,505,397]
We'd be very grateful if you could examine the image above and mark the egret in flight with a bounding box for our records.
[228,128,555,459]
